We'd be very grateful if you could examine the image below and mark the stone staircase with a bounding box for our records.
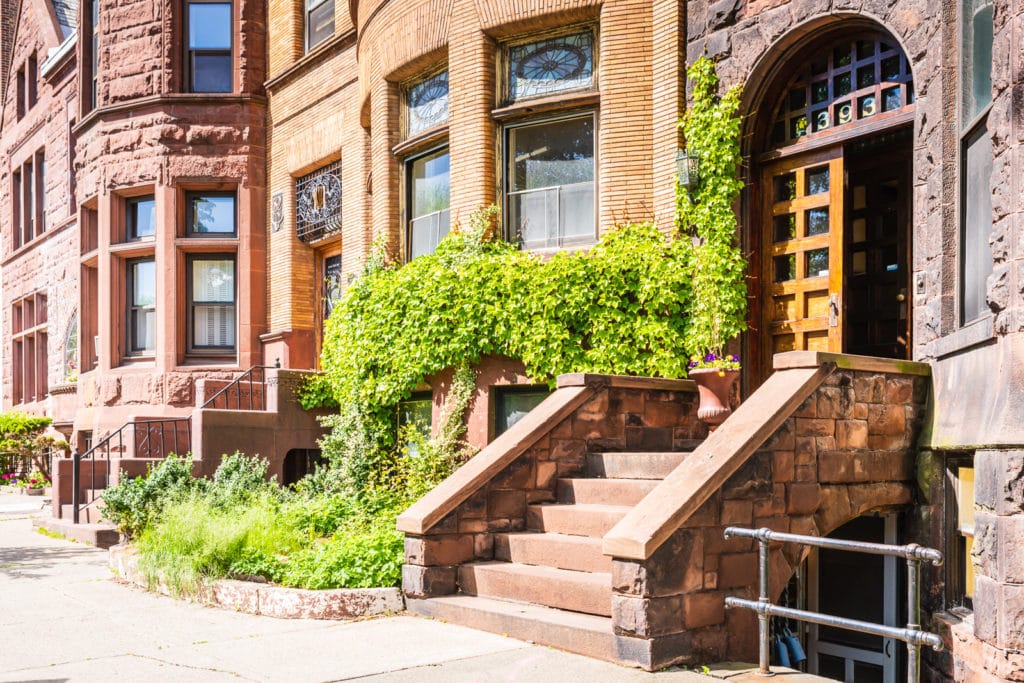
[409,450,689,661]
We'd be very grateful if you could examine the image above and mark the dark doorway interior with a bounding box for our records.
[843,128,913,359]
[282,448,325,486]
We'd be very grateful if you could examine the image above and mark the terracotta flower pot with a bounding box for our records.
[690,368,740,430]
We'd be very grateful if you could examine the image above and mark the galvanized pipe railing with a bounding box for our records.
[722,526,944,681]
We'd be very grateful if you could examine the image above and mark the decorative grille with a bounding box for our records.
[508,31,594,102]
[407,71,449,136]
[295,160,342,243]
[770,37,914,148]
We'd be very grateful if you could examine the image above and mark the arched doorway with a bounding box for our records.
[750,31,915,379]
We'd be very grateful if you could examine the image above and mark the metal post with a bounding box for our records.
[907,553,921,682]
[757,532,774,677]
[71,452,80,524]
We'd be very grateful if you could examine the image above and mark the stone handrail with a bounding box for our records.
[601,351,932,560]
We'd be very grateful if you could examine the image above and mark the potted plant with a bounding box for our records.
[19,470,49,496]
[676,57,747,430]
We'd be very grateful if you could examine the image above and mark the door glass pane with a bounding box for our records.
[189,3,231,48]
[774,173,797,202]
[806,248,829,277]
[853,662,885,683]
[323,254,342,321]
[774,214,796,242]
[774,254,795,282]
[806,167,829,195]
[806,208,830,236]
[818,516,886,650]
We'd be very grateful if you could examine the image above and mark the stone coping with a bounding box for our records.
[556,373,698,392]
[773,350,932,376]
[109,544,404,620]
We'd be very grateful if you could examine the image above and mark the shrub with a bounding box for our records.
[279,520,405,589]
[101,455,196,538]
[208,453,276,509]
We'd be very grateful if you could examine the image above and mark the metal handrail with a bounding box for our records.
[200,365,276,411]
[722,526,943,681]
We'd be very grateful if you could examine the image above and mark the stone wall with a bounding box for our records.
[402,377,705,598]
[609,368,928,668]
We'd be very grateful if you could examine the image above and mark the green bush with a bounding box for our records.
[100,455,196,538]
[208,453,276,509]
[279,520,404,589]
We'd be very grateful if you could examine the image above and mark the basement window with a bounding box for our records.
[493,386,549,437]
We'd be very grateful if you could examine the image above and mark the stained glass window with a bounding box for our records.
[769,36,913,148]
[407,71,449,137]
[508,31,594,102]
[295,160,342,243]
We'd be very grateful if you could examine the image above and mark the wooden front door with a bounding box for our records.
[761,147,845,370]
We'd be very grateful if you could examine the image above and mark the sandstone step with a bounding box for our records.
[59,504,108,525]
[586,451,687,479]
[34,517,119,548]
[459,561,612,616]
[557,477,658,506]
[526,503,630,537]
[494,532,611,573]
[407,594,615,662]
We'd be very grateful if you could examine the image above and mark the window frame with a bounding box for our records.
[185,253,237,355]
[185,190,237,236]
[11,292,48,405]
[944,454,975,610]
[492,385,551,437]
[89,0,100,110]
[184,0,234,94]
[126,195,157,241]
[502,111,598,250]
[405,144,451,260]
[304,0,334,52]
[125,257,157,356]
[957,0,994,327]
[503,27,598,105]
[397,390,433,456]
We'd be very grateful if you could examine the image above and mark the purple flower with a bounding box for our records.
[704,353,717,363]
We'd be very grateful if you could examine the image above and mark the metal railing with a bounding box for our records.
[722,526,944,681]
[71,365,277,523]
[200,365,276,411]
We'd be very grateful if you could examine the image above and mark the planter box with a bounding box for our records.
[24,488,44,496]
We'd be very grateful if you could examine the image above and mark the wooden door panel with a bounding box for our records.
[761,147,844,372]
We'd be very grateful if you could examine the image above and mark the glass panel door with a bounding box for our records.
[761,147,845,372]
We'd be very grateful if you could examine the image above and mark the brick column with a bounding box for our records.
[369,66,401,253]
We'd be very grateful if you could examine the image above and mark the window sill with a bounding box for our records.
[109,241,157,258]
[118,357,156,368]
[932,315,994,359]
[178,359,239,371]
[392,125,449,158]
[491,91,599,122]
[521,240,596,259]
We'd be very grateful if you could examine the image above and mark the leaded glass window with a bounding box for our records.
[507,31,594,102]
[295,160,342,243]
[407,71,449,137]
[769,36,913,148]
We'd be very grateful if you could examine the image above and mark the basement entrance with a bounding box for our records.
[755,31,915,379]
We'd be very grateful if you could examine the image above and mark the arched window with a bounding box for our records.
[769,37,913,149]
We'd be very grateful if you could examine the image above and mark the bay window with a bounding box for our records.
[188,255,236,352]
[186,1,232,93]
[408,148,450,259]
[127,258,156,354]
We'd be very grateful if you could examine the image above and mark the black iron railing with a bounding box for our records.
[200,365,276,411]
[723,526,943,681]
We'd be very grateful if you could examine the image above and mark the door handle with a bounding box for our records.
[896,293,906,302]
[829,293,839,327]
[885,639,893,658]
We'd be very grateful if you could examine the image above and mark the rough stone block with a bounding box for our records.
[772,451,794,482]
[996,515,1024,584]
[613,631,693,672]
[719,552,757,589]
[612,530,704,597]
[867,404,907,436]
[999,583,1024,649]
[787,482,822,515]
[721,499,753,526]
[487,490,526,519]
[402,564,457,598]
[612,594,687,638]
[684,591,726,629]
[836,420,869,449]
[796,418,835,437]
[404,534,475,567]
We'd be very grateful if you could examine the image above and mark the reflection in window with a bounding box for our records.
[64,315,78,381]
[508,32,594,101]
[398,392,433,456]
[127,196,156,239]
[408,149,450,259]
[322,254,343,323]
[128,258,156,354]
[306,0,334,51]
[806,248,829,278]
[187,1,232,93]
[189,256,236,350]
[507,115,595,249]
[494,387,550,436]
[962,0,993,125]
[806,208,830,236]
[407,71,449,137]
[187,192,236,234]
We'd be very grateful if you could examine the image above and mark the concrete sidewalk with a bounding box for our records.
[0,513,722,682]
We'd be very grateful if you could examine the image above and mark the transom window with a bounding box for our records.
[186,191,236,235]
[407,148,450,259]
[507,31,594,102]
[406,70,449,137]
[296,160,342,243]
[506,114,595,249]
[305,0,334,51]
[186,1,232,93]
[770,37,913,148]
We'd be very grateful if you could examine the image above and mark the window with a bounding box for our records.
[506,31,594,102]
[89,0,99,109]
[947,460,975,608]
[494,386,550,436]
[295,161,341,242]
[11,151,45,249]
[322,253,342,324]
[27,52,37,109]
[64,315,78,382]
[16,66,24,119]
[959,0,994,324]
[126,196,156,239]
[407,148,450,258]
[186,1,232,93]
[406,70,449,137]
[127,258,157,354]
[398,392,433,456]
[305,0,334,51]
[506,115,595,249]
[11,292,48,404]
[186,191,236,235]
[188,255,236,352]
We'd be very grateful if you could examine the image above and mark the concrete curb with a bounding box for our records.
[109,543,405,619]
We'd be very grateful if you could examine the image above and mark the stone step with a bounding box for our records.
[407,594,615,662]
[557,477,658,506]
[459,561,612,617]
[59,504,108,524]
[494,532,611,573]
[586,451,687,479]
[526,503,630,538]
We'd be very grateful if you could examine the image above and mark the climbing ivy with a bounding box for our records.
[675,56,747,365]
